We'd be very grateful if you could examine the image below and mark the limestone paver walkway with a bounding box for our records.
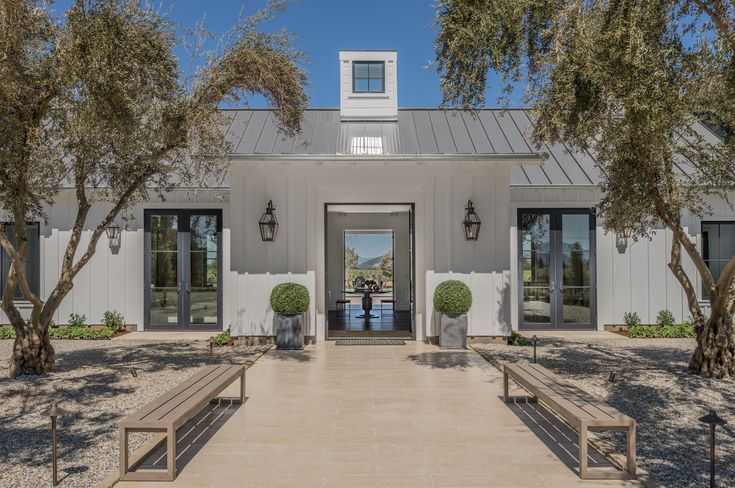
[117,341,646,488]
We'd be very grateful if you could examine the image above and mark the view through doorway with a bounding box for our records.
[325,204,415,338]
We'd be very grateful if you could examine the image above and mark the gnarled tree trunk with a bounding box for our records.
[8,317,55,377]
[689,311,735,378]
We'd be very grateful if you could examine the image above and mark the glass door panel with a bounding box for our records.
[561,214,592,324]
[146,210,221,329]
[189,214,219,325]
[519,209,595,329]
[520,213,552,325]
[149,214,180,326]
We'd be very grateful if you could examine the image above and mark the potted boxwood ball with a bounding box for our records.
[270,283,310,350]
[433,280,472,349]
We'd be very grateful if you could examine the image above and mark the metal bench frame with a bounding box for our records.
[119,364,245,481]
[504,362,636,480]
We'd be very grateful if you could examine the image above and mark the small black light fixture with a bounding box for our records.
[259,200,279,242]
[105,222,121,242]
[532,335,538,363]
[462,200,481,241]
[47,402,63,487]
[699,410,727,488]
[615,226,633,253]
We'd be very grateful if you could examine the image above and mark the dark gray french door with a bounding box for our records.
[145,209,222,330]
[518,209,596,330]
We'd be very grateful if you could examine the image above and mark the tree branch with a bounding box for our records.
[668,237,703,320]
[691,0,735,52]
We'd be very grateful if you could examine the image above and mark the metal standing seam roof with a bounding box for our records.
[222,108,722,187]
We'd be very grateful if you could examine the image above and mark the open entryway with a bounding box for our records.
[144,209,222,330]
[325,204,415,338]
[518,209,596,330]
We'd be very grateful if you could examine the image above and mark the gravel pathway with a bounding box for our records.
[0,339,270,488]
[472,337,735,488]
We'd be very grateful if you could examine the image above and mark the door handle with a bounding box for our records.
[185,283,191,294]
[177,283,182,294]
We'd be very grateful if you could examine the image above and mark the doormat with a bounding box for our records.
[335,338,406,346]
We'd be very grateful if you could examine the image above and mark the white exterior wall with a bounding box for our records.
[339,51,397,121]
[229,159,514,340]
[509,187,731,329]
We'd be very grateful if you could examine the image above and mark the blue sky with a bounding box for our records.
[51,0,514,108]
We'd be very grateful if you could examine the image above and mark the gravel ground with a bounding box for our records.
[0,339,270,488]
[472,337,735,488]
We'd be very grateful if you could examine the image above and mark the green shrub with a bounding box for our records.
[68,313,88,328]
[270,283,310,314]
[0,323,113,340]
[623,312,641,328]
[508,331,532,346]
[0,326,14,339]
[102,310,125,331]
[628,323,695,338]
[656,309,676,328]
[213,329,232,346]
[433,280,472,314]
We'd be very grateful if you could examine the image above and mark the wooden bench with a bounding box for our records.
[503,362,636,480]
[119,364,246,481]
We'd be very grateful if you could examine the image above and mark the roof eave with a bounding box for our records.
[228,153,545,164]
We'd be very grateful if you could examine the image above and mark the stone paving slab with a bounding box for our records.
[116,341,649,488]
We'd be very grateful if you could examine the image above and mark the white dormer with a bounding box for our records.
[339,50,397,121]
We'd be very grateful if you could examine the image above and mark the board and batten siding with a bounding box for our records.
[510,187,708,329]
[229,160,513,339]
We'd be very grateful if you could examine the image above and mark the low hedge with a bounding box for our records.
[270,283,310,314]
[433,280,472,314]
[0,325,113,340]
[628,323,695,338]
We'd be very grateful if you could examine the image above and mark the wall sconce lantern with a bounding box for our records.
[259,200,279,242]
[463,200,481,241]
[105,222,121,243]
[615,227,633,253]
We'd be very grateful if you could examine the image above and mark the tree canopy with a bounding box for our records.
[0,0,307,376]
[435,0,735,377]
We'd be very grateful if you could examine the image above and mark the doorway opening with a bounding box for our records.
[144,209,222,330]
[518,208,596,330]
[325,204,415,338]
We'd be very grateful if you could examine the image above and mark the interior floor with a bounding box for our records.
[328,305,412,338]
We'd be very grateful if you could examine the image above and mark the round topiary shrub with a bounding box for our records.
[270,283,310,314]
[433,280,472,314]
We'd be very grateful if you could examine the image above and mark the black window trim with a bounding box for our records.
[701,219,735,298]
[352,61,385,94]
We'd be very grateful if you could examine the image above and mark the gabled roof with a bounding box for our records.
[222,108,722,187]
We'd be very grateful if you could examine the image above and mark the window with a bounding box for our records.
[350,136,383,155]
[344,230,394,293]
[702,221,735,297]
[1,223,40,299]
[352,61,384,93]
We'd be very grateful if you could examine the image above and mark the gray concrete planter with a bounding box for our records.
[274,313,305,350]
[439,313,468,349]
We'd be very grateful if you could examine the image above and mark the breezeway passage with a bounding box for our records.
[117,342,646,488]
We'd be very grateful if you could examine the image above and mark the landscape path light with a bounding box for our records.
[698,410,727,488]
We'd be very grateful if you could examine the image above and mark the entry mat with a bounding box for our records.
[335,338,406,346]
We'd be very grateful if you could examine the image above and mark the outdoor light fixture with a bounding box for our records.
[47,402,62,487]
[462,200,481,241]
[615,227,633,253]
[699,410,727,488]
[259,200,279,242]
[105,222,121,242]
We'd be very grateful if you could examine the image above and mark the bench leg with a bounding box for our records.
[503,371,509,402]
[627,424,637,477]
[119,427,128,480]
[240,370,246,403]
[579,425,589,478]
[166,427,176,481]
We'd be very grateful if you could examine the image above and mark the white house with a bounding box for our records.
[3,50,731,342]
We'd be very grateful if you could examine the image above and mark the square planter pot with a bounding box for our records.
[439,313,468,349]
[275,313,305,350]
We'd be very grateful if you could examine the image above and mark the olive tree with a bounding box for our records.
[0,0,307,376]
[435,0,735,377]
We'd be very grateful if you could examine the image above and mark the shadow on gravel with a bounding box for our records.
[266,349,314,363]
[506,400,615,475]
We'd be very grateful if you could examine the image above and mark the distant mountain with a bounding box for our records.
[358,255,383,268]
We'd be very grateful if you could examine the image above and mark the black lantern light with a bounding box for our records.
[105,222,121,242]
[259,200,279,242]
[462,200,481,241]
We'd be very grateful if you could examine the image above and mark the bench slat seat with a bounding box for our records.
[119,364,246,482]
[504,362,635,480]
